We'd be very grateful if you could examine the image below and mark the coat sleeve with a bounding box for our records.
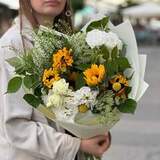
[0,36,80,160]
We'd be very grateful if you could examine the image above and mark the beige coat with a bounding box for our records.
[0,16,81,160]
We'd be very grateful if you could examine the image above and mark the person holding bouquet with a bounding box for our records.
[0,0,111,160]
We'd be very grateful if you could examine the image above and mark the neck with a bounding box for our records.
[34,13,54,27]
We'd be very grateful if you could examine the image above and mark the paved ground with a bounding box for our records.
[103,46,160,160]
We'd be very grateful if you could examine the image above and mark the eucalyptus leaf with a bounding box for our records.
[7,77,22,93]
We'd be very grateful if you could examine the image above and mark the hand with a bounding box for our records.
[80,132,111,157]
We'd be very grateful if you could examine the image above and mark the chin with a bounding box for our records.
[44,8,63,17]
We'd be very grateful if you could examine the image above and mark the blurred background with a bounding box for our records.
[0,0,159,159]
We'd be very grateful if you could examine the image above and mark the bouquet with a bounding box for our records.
[7,17,148,159]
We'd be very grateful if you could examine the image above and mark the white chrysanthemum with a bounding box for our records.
[73,87,98,107]
[86,29,123,50]
[51,79,70,95]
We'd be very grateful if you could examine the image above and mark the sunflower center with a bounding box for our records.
[48,75,55,81]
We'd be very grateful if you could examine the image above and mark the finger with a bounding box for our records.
[94,135,107,143]
[100,141,109,153]
[108,132,112,148]
[105,131,109,136]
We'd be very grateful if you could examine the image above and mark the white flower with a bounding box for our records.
[73,87,98,107]
[46,79,73,108]
[51,79,70,95]
[47,94,64,108]
[53,105,78,122]
[86,29,107,48]
[105,32,123,50]
[86,29,123,50]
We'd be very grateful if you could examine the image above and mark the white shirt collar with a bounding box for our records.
[14,15,34,43]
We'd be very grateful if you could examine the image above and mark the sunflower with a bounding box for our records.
[53,47,73,72]
[110,74,129,96]
[42,68,60,89]
[83,64,105,86]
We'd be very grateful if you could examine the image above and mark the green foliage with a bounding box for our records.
[23,94,42,108]
[111,46,119,59]
[74,64,90,71]
[118,99,137,114]
[90,46,106,64]
[92,91,114,114]
[125,86,132,95]
[99,45,109,60]
[23,75,33,89]
[101,46,131,77]
[105,60,118,77]
[23,75,40,90]
[6,57,25,74]
[116,57,131,72]
[69,32,94,65]
[7,76,22,93]
[92,91,121,125]
[75,73,86,90]
[86,17,109,32]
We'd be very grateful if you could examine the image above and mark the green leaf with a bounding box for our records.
[23,75,33,89]
[23,75,40,90]
[6,57,21,68]
[75,73,86,90]
[7,77,22,93]
[125,87,132,95]
[6,57,25,74]
[75,64,90,71]
[34,85,43,97]
[23,94,41,108]
[105,60,118,77]
[111,46,118,59]
[118,99,137,114]
[116,57,131,72]
[86,17,109,32]
[99,45,109,60]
